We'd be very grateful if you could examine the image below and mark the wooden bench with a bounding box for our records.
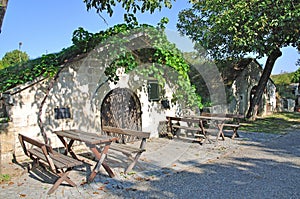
[166,116,207,142]
[201,113,244,139]
[18,134,84,195]
[102,126,150,173]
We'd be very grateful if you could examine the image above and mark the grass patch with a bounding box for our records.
[239,112,300,134]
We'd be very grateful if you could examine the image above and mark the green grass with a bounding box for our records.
[239,112,300,134]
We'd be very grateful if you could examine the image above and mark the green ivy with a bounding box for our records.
[0,23,202,109]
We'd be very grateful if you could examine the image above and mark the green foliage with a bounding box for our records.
[0,50,29,69]
[83,0,174,16]
[271,73,294,85]
[292,67,300,83]
[271,72,296,99]
[0,23,202,109]
[177,1,300,60]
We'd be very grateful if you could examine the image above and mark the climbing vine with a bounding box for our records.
[0,22,202,109]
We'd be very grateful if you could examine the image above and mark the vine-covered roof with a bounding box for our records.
[0,23,203,108]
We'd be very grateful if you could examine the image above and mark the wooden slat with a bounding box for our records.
[223,124,240,127]
[28,148,83,169]
[166,116,200,123]
[172,125,202,131]
[110,143,145,155]
[102,126,150,139]
[53,130,117,145]
[187,115,232,121]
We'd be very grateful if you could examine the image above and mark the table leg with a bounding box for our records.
[199,120,211,144]
[88,143,115,182]
[217,123,225,141]
[57,136,78,159]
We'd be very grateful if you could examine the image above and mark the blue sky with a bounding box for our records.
[0,0,299,74]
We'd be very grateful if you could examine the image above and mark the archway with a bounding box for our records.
[101,88,142,131]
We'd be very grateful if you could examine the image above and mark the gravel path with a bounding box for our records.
[1,130,299,199]
[112,130,300,199]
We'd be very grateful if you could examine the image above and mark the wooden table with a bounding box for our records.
[186,115,233,142]
[52,129,118,182]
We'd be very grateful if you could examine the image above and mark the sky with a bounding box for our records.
[0,0,299,75]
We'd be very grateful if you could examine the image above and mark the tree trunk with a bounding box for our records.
[246,48,282,120]
[38,68,63,144]
[0,0,9,33]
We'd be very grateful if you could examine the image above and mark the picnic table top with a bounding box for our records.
[186,115,233,121]
[167,115,233,121]
[53,129,118,145]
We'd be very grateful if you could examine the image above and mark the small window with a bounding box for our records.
[148,80,160,101]
[54,107,71,119]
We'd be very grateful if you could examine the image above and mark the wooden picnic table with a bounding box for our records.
[185,115,233,142]
[52,129,118,182]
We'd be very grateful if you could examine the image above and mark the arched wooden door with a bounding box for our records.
[101,88,142,131]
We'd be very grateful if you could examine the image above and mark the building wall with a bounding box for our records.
[227,60,276,116]
[228,60,262,115]
[264,80,277,114]
[1,78,50,163]
[0,56,188,163]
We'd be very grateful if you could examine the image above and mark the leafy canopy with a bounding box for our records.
[177,0,300,60]
[292,67,300,83]
[0,50,29,69]
[83,0,175,16]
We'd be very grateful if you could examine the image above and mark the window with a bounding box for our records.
[148,80,160,101]
[54,107,71,119]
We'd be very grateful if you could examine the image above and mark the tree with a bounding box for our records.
[83,0,175,16]
[292,67,300,83]
[0,49,29,69]
[177,0,300,119]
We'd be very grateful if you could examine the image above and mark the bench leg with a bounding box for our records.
[216,123,225,141]
[47,170,76,195]
[231,128,240,139]
[125,152,142,174]
[88,144,114,182]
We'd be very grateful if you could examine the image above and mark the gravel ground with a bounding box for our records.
[1,129,299,199]
[112,130,300,199]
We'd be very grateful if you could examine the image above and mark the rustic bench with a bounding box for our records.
[102,126,151,173]
[166,116,207,142]
[201,113,244,139]
[18,134,83,195]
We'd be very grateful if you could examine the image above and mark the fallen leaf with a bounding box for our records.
[134,177,144,181]
[8,181,14,185]
[93,191,99,194]
[97,186,105,190]
[19,194,26,198]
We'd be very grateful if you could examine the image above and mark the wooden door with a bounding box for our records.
[101,88,142,131]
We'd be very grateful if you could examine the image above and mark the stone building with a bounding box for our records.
[0,30,199,164]
[225,58,277,116]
